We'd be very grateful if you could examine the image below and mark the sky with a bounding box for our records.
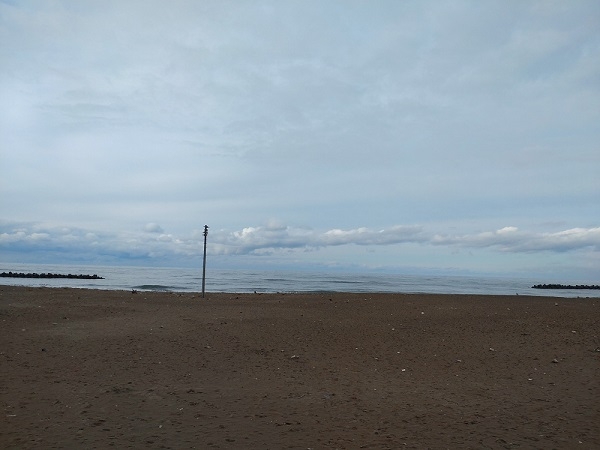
[1,0,599,280]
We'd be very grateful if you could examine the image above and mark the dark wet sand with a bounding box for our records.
[1,286,598,449]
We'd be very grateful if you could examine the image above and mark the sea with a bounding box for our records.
[0,262,598,298]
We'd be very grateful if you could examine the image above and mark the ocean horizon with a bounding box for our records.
[1,262,598,298]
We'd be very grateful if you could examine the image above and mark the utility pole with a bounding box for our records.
[202,225,208,298]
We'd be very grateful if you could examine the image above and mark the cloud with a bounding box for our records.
[208,224,427,255]
[144,223,164,233]
[432,227,600,253]
[321,226,425,246]
[2,221,598,270]
[0,221,196,264]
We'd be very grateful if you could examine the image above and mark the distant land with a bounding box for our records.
[532,284,599,290]
[0,272,104,280]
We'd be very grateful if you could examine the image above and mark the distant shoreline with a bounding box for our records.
[0,272,104,280]
[532,283,600,290]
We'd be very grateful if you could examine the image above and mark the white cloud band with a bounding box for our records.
[1,221,598,264]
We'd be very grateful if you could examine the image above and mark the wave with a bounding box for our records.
[132,284,180,292]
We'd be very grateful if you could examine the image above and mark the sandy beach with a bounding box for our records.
[1,286,598,449]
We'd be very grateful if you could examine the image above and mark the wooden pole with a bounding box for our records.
[202,225,208,298]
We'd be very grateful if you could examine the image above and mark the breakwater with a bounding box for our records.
[0,272,104,280]
[532,284,599,290]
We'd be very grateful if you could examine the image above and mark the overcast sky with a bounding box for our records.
[1,0,599,279]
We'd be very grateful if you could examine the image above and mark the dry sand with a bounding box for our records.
[1,286,598,449]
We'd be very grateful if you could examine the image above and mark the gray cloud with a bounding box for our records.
[144,223,164,234]
[2,221,598,269]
